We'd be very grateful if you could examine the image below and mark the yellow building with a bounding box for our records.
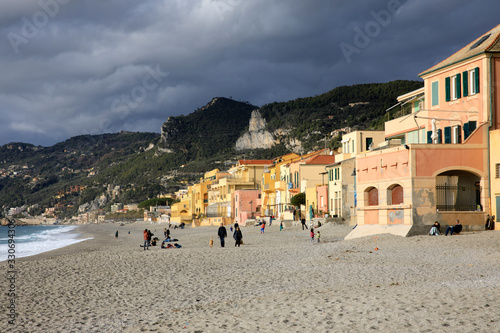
[206,159,271,224]
[261,153,300,219]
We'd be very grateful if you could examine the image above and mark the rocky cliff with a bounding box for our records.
[235,110,276,150]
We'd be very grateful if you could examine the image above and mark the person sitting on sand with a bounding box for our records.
[445,220,462,236]
[429,221,441,236]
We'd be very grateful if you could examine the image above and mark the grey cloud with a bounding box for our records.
[0,0,498,146]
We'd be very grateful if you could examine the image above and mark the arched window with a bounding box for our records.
[368,188,379,206]
[388,184,404,205]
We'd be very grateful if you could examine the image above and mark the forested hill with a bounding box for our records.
[160,97,258,158]
[258,80,424,151]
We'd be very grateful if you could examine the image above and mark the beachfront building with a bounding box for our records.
[347,25,500,238]
[326,130,385,225]
[170,189,191,224]
[206,159,271,226]
[298,153,336,221]
[189,169,229,223]
[233,189,261,225]
[491,131,500,224]
[261,153,300,219]
[326,157,356,224]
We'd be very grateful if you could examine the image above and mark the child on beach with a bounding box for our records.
[260,221,265,233]
[310,227,315,243]
[280,221,283,231]
[317,231,320,243]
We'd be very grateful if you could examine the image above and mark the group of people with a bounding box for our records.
[430,216,496,236]
[142,229,154,250]
[429,220,463,236]
[310,228,320,243]
[217,223,242,247]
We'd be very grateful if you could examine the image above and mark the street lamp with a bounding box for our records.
[351,168,357,215]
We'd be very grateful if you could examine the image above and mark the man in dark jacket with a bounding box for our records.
[217,223,227,247]
[445,220,462,236]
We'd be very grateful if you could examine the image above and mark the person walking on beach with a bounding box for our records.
[317,230,321,243]
[310,227,315,244]
[115,230,118,239]
[143,229,150,250]
[233,226,243,247]
[280,221,283,231]
[218,223,227,247]
[301,218,306,230]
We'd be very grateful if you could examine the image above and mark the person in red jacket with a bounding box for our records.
[143,229,150,250]
[310,227,315,244]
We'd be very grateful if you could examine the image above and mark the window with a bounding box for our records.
[496,164,500,178]
[432,81,439,106]
[367,188,379,206]
[351,140,355,153]
[452,125,461,144]
[446,74,461,101]
[366,137,373,151]
[414,100,421,112]
[388,185,404,205]
[470,67,480,95]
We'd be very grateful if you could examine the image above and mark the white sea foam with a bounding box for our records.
[0,225,93,261]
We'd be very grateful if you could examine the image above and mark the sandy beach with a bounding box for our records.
[2,221,500,332]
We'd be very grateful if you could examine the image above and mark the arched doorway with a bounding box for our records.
[435,170,481,211]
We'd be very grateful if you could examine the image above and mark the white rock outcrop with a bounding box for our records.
[235,110,276,150]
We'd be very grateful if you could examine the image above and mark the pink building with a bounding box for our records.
[348,25,500,238]
[233,189,261,226]
[316,185,328,216]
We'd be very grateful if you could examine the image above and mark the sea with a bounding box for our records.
[0,225,93,262]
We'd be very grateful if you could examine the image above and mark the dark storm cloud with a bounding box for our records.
[0,0,498,146]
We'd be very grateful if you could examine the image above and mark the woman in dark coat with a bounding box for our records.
[233,226,243,247]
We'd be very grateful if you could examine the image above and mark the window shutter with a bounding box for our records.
[456,73,461,98]
[462,71,468,97]
[445,77,451,101]
[444,126,451,143]
[456,125,462,143]
[427,130,432,143]
[475,67,480,93]
[469,121,477,133]
[437,129,442,144]
[463,122,470,140]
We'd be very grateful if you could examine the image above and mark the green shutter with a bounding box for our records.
[432,81,439,106]
[445,77,451,101]
[475,67,480,93]
[463,122,470,140]
[437,129,442,144]
[427,130,432,143]
[469,121,477,133]
[462,71,468,97]
[444,127,451,144]
[456,74,461,98]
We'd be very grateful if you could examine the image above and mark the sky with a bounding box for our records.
[0,0,498,146]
